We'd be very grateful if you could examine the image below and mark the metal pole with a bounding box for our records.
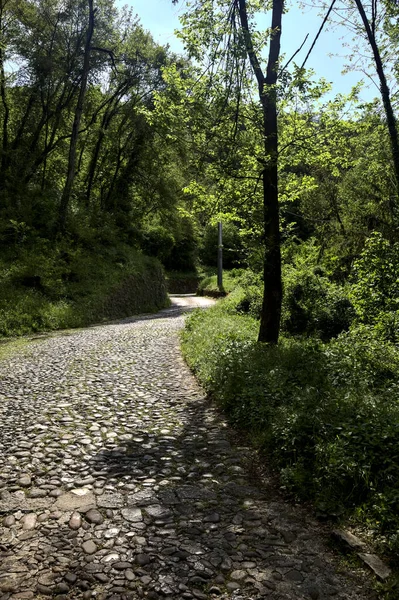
[217,221,223,290]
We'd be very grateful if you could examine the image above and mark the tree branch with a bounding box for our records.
[236,0,265,93]
[300,0,337,71]
[280,33,309,74]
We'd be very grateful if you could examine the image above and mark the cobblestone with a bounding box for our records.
[0,296,374,598]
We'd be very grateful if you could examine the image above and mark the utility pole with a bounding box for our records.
[217,221,223,290]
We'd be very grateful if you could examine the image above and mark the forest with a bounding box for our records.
[2,0,399,584]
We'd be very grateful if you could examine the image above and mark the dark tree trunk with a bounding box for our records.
[259,91,282,343]
[354,0,399,202]
[58,0,95,231]
[86,103,117,206]
[0,1,9,193]
[237,0,283,343]
[104,128,136,211]
[22,80,78,185]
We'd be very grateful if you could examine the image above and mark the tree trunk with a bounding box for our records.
[237,0,283,343]
[259,90,282,343]
[354,0,399,202]
[0,1,9,193]
[58,0,95,231]
[86,103,117,206]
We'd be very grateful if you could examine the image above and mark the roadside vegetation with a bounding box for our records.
[0,1,193,336]
[183,241,399,567]
[0,244,168,336]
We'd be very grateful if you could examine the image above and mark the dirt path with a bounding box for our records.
[0,297,374,599]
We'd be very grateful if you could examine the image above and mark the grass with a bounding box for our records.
[197,268,245,296]
[181,295,399,574]
[0,243,169,337]
[0,337,31,361]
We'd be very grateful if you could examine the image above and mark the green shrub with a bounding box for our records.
[199,222,244,269]
[139,216,198,272]
[350,232,399,323]
[282,265,354,340]
[233,270,263,319]
[0,244,169,337]
[207,255,353,341]
[182,301,399,554]
[164,216,198,272]
[141,226,175,263]
[200,236,355,340]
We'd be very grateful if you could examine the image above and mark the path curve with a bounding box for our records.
[0,297,374,600]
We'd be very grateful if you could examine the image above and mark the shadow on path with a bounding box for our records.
[0,301,373,600]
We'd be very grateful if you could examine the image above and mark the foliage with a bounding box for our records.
[0,0,193,248]
[213,243,355,341]
[233,270,264,319]
[197,268,245,296]
[0,241,168,337]
[199,222,245,269]
[350,232,399,323]
[182,300,399,556]
[141,226,176,264]
[0,0,194,336]
[281,241,355,341]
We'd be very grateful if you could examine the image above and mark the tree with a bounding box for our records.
[0,0,191,257]
[237,0,283,343]
[352,0,399,202]
[58,0,95,231]
[176,0,284,343]
[318,0,399,203]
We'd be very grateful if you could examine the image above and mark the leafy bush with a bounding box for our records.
[0,242,169,337]
[350,232,399,323]
[199,222,244,269]
[198,235,355,340]
[163,216,198,272]
[140,216,198,272]
[141,226,176,263]
[182,301,399,555]
[278,239,354,340]
[232,270,263,319]
[282,265,354,340]
[207,251,354,340]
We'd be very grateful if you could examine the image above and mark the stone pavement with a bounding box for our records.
[0,297,374,600]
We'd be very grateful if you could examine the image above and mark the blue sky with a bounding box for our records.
[115,0,379,102]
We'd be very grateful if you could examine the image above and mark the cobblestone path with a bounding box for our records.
[0,298,374,600]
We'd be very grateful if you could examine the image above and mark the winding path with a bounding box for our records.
[0,297,374,600]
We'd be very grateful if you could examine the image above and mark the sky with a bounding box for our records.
[115,0,380,103]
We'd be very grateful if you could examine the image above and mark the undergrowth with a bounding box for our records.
[197,268,245,296]
[182,298,399,563]
[0,240,169,337]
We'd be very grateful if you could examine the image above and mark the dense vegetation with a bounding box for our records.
[172,0,399,580]
[182,262,399,560]
[0,0,197,334]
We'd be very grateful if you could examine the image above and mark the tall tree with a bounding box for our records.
[353,0,399,202]
[176,0,284,343]
[236,0,283,343]
[318,0,399,202]
[58,0,95,231]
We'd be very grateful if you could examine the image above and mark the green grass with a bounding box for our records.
[197,268,245,295]
[0,243,169,337]
[182,296,399,567]
[0,337,31,361]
